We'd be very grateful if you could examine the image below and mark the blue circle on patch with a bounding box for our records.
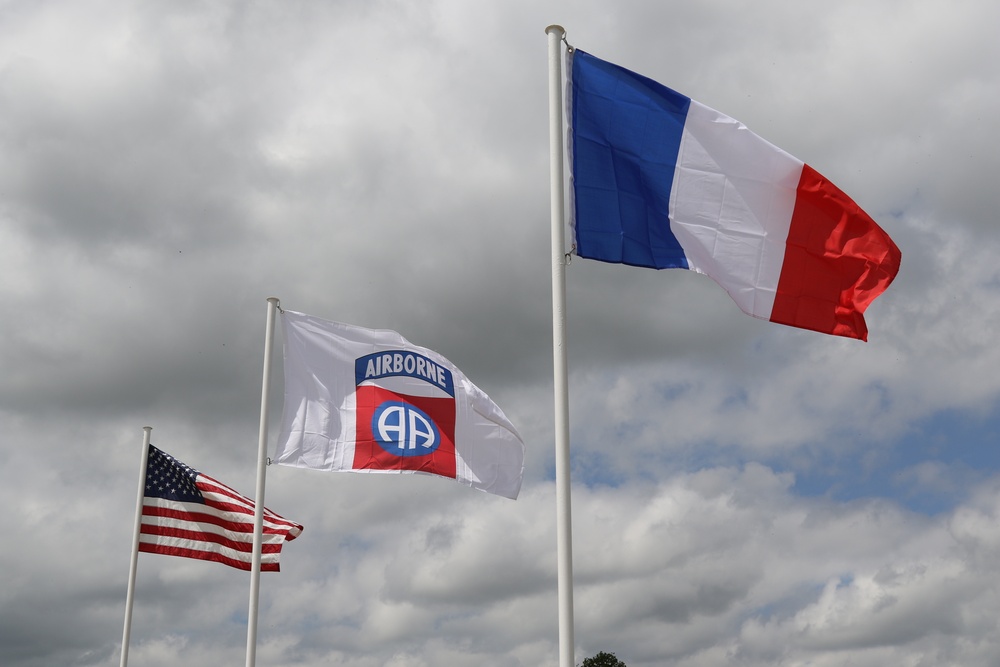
[372,401,441,456]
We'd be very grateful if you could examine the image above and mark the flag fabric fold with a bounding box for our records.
[568,48,901,340]
[139,445,303,571]
[274,310,525,499]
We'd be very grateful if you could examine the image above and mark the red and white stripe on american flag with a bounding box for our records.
[140,472,303,572]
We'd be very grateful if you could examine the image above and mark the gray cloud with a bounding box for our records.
[3,0,1000,665]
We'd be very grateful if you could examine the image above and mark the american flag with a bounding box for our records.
[139,445,303,571]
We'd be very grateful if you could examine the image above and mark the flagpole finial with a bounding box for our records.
[545,24,565,37]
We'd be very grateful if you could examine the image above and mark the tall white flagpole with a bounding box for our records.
[546,24,576,667]
[120,425,153,667]
[246,296,280,667]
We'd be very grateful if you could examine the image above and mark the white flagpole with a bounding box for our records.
[246,296,280,667]
[120,425,153,667]
[546,24,576,667]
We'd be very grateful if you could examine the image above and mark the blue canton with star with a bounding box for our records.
[144,445,205,504]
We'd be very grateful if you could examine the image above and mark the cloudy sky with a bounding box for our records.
[2,0,999,665]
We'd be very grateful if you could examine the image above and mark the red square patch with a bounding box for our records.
[354,385,457,478]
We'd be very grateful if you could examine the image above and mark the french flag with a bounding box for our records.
[569,49,901,341]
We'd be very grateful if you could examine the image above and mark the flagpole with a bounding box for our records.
[120,426,153,667]
[246,296,280,667]
[546,24,575,667]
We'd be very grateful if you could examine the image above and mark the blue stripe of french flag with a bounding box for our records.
[569,49,901,340]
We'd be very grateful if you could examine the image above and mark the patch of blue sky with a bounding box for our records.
[747,577,852,625]
[788,404,1000,514]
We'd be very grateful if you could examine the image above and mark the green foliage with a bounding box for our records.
[579,650,627,667]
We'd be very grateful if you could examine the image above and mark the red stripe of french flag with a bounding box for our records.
[772,164,901,340]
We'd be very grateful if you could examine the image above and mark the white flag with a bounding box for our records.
[274,310,525,499]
